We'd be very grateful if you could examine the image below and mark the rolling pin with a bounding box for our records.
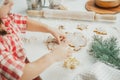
[27,9,116,22]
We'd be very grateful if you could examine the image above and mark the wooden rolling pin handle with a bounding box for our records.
[95,14,116,22]
[26,10,44,17]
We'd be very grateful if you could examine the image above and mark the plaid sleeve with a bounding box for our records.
[12,14,27,33]
[0,50,25,80]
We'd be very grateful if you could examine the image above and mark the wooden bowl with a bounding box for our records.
[95,0,120,8]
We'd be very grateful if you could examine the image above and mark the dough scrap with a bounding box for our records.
[93,28,107,35]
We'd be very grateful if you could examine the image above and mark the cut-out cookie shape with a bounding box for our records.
[46,32,87,51]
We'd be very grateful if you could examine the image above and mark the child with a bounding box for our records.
[0,0,72,80]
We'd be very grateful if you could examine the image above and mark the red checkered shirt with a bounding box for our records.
[0,13,27,80]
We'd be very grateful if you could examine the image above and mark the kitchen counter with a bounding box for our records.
[12,0,120,80]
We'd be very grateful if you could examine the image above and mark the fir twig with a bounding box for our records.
[89,35,120,69]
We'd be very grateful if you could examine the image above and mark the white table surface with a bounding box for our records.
[11,0,120,80]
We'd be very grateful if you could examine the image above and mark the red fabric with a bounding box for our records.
[0,13,27,80]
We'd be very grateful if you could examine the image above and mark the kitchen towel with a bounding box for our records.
[73,62,120,80]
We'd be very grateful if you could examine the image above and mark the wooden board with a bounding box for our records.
[85,0,120,14]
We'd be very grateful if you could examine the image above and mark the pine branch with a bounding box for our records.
[89,35,120,69]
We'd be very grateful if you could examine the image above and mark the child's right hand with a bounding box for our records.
[51,41,73,62]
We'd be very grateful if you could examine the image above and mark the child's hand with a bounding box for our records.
[51,41,73,62]
[49,28,66,44]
